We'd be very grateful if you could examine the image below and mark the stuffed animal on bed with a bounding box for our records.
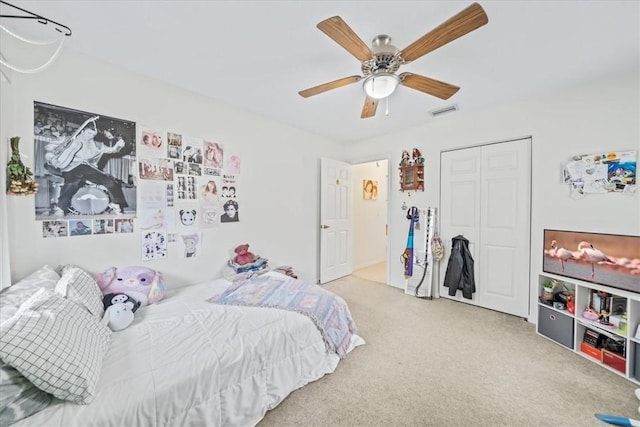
[102,302,135,331]
[103,293,141,313]
[96,266,165,306]
[101,294,142,332]
[233,244,256,265]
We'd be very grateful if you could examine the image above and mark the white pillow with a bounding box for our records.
[0,265,60,324]
[55,267,105,318]
[0,289,112,404]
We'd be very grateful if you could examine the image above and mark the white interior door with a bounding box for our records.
[479,140,531,317]
[320,158,352,284]
[439,139,531,317]
[439,148,481,304]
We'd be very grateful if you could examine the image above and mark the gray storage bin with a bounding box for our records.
[538,305,574,349]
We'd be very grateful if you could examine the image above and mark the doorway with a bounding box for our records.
[351,159,389,284]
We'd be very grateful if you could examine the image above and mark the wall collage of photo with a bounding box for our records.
[563,150,636,198]
[32,102,241,261]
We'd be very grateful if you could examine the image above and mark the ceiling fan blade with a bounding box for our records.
[317,16,373,62]
[399,2,488,63]
[361,96,379,119]
[298,75,362,98]
[399,72,460,100]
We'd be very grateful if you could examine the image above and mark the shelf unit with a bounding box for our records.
[537,272,640,383]
[398,165,424,192]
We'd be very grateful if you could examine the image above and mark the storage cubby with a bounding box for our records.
[537,272,639,384]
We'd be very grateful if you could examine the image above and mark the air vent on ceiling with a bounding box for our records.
[429,104,459,117]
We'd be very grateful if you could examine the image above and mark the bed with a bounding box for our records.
[0,266,364,426]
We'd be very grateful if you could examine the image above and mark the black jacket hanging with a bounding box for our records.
[443,235,476,299]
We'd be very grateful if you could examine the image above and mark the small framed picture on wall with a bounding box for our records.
[363,179,378,200]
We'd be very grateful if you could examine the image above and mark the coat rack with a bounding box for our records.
[0,0,72,36]
[404,207,438,300]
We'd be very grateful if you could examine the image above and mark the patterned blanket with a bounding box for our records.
[208,273,357,358]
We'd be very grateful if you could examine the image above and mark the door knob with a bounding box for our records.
[320,224,330,229]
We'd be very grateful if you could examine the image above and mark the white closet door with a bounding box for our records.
[439,147,481,305]
[439,138,531,317]
[479,140,531,317]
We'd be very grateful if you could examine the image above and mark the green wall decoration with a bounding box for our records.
[6,136,39,195]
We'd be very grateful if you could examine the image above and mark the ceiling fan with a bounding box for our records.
[298,2,488,118]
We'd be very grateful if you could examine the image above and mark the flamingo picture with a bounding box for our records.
[577,241,616,278]
[550,240,574,272]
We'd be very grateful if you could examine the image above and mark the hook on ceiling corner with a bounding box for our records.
[0,0,72,36]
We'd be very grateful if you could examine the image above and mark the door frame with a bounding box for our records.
[346,153,392,286]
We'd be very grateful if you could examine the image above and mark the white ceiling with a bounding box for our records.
[1,1,639,143]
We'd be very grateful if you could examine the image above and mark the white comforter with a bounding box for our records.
[15,278,364,426]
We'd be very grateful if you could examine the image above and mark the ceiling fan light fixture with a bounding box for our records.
[363,72,400,100]
[301,3,489,118]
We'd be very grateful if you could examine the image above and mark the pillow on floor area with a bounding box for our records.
[0,265,60,323]
[55,267,105,318]
[0,289,112,404]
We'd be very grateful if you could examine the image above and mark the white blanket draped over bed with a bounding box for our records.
[14,276,364,427]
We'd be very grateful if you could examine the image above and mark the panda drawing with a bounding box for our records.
[179,209,196,226]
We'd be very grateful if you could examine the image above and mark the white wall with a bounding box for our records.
[0,68,12,290]
[352,160,388,270]
[2,37,638,318]
[0,63,18,290]
[0,46,345,286]
[344,71,640,323]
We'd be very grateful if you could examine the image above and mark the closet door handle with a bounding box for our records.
[320,224,330,229]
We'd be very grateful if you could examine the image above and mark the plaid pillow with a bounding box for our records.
[0,289,112,404]
[0,266,60,423]
[55,267,104,318]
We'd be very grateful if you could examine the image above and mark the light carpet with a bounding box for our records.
[259,274,637,426]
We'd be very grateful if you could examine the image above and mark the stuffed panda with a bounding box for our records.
[179,209,196,226]
[103,293,141,313]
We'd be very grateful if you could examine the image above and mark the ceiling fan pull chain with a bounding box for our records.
[385,96,390,116]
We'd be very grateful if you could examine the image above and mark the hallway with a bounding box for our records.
[352,262,386,284]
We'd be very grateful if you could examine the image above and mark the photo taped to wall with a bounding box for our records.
[69,219,93,236]
[93,219,114,234]
[42,220,67,238]
[139,127,164,158]
[203,141,224,169]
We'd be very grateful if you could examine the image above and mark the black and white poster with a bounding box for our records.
[33,102,137,220]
